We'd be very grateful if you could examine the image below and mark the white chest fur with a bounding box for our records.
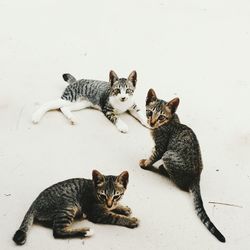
[109,96,134,114]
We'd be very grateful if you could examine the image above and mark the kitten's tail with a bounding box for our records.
[32,99,70,124]
[190,183,226,243]
[62,73,77,84]
[13,205,36,245]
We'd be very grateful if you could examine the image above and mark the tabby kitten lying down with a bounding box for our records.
[32,70,147,133]
[140,89,226,243]
[13,170,138,245]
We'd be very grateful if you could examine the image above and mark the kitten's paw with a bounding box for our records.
[124,206,132,216]
[70,118,77,125]
[32,113,40,124]
[139,159,150,169]
[116,120,128,133]
[85,228,94,237]
[82,213,87,219]
[127,217,139,228]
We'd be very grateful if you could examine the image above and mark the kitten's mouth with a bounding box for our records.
[106,204,116,210]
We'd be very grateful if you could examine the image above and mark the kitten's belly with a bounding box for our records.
[74,99,101,110]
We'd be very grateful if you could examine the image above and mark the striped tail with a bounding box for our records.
[190,183,226,243]
[13,205,35,245]
[62,73,77,84]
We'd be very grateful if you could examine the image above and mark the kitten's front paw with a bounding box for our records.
[70,118,77,125]
[123,206,132,216]
[32,113,40,124]
[127,217,139,228]
[139,159,151,169]
[116,119,128,133]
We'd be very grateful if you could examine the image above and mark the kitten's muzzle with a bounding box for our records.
[106,198,113,208]
[120,97,127,102]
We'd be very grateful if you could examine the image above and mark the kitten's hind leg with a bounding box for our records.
[60,107,77,125]
[162,150,192,189]
[53,209,93,239]
[141,164,169,177]
[158,165,170,177]
[32,99,70,124]
[60,100,93,125]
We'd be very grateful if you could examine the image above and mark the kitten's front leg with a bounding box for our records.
[103,107,128,133]
[128,104,148,127]
[88,207,138,228]
[139,147,162,169]
[112,205,132,216]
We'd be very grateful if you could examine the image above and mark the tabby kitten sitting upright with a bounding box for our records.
[32,70,147,133]
[139,89,225,243]
[13,170,138,245]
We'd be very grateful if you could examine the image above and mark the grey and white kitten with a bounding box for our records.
[13,170,138,245]
[32,70,147,133]
[139,89,226,243]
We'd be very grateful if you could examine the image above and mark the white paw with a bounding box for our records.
[70,118,77,125]
[32,113,41,124]
[116,119,128,133]
[85,228,94,237]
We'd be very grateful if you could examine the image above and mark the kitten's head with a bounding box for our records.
[145,88,179,129]
[92,170,129,210]
[109,70,137,103]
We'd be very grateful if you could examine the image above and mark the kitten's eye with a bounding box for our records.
[126,89,133,94]
[113,193,123,200]
[158,115,166,121]
[114,89,120,94]
[113,195,120,199]
[146,110,153,117]
[98,193,107,200]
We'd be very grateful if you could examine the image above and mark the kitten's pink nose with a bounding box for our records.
[107,198,113,208]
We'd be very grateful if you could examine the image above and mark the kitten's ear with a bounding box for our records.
[109,70,119,86]
[92,170,105,187]
[146,88,157,105]
[167,97,180,114]
[116,171,129,189]
[128,70,137,87]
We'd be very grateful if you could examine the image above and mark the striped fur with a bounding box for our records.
[140,89,225,243]
[13,170,138,245]
[32,71,147,132]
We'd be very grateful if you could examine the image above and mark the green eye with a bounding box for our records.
[158,115,166,121]
[126,89,133,94]
[98,193,106,200]
[113,193,123,200]
[114,89,120,94]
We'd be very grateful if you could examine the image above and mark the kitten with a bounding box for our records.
[13,170,138,245]
[139,89,226,243]
[32,70,147,133]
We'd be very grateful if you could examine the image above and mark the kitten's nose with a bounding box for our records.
[107,198,113,208]
[120,97,127,102]
[150,120,157,127]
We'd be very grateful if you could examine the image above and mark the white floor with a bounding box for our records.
[1,0,250,249]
